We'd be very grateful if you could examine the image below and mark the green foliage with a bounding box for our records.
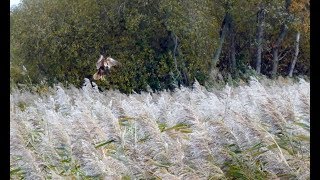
[10,157,26,180]
[223,121,310,179]
[157,122,167,132]
[224,143,271,179]
[10,166,26,180]
[10,0,310,93]
[121,175,131,180]
[158,122,192,133]
[268,123,310,158]
[95,140,116,149]
[17,101,27,112]
[54,145,86,177]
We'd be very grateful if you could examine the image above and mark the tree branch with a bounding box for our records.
[279,49,292,61]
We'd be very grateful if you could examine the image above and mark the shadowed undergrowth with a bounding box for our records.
[10,77,309,179]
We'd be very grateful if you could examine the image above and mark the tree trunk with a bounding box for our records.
[173,33,179,74]
[212,24,227,67]
[271,48,279,78]
[288,31,300,77]
[172,32,184,85]
[256,8,265,74]
[271,24,288,78]
[212,13,231,68]
[285,0,292,9]
[230,27,236,74]
[271,0,292,78]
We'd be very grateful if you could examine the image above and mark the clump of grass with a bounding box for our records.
[140,132,152,140]
[118,116,136,127]
[10,157,26,179]
[158,122,192,133]
[17,101,27,112]
[34,83,50,96]
[157,122,167,132]
[121,175,131,180]
[10,165,26,179]
[26,123,45,149]
[41,145,89,179]
[266,123,310,177]
[223,143,271,180]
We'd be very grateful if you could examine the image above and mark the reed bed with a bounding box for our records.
[10,77,310,179]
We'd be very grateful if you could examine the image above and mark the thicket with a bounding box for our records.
[10,0,310,93]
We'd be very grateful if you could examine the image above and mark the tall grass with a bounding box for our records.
[10,77,309,179]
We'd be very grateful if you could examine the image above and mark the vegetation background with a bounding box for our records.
[10,0,309,93]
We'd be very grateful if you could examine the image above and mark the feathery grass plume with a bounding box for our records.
[10,76,309,179]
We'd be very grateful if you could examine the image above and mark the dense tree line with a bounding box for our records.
[10,0,309,93]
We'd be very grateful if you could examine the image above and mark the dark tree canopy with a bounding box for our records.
[10,0,310,93]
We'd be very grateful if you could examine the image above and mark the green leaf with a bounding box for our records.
[95,139,116,148]
[293,122,310,131]
[293,134,310,142]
